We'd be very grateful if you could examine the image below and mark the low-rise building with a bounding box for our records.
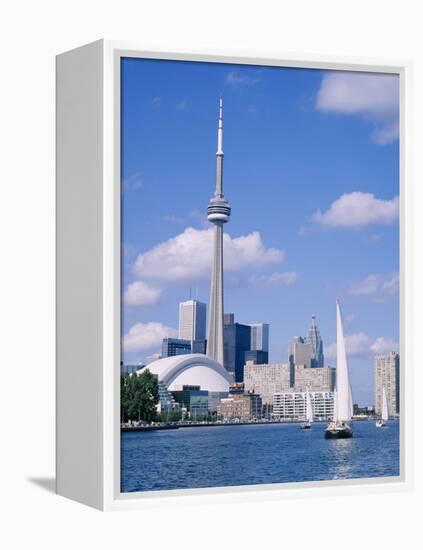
[273,391,334,421]
[171,385,209,419]
[217,392,262,421]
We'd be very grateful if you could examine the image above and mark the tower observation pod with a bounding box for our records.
[206,97,231,366]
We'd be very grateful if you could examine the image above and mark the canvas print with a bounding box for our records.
[120,58,400,493]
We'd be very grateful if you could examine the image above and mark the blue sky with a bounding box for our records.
[121,57,400,405]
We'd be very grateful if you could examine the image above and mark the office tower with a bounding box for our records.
[243,361,291,405]
[207,97,231,365]
[223,316,251,382]
[178,299,207,345]
[161,338,191,358]
[249,323,270,353]
[288,336,313,369]
[245,349,269,365]
[224,313,235,326]
[305,315,324,368]
[293,364,336,392]
[374,352,400,417]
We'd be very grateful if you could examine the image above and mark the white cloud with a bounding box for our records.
[348,272,399,302]
[151,97,161,109]
[225,71,260,85]
[122,173,143,190]
[163,214,184,224]
[123,322,177,354]
[133,227,284,283]
[123,281,162,306]
[312,192,399,228]
[176,100,188,110]
[248,271,298,287]
[326,332,398,359]
[316,71,399,144]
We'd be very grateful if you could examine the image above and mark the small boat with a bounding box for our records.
[301,392,313,430]
[376,387,389,428]
[325,301,353,439]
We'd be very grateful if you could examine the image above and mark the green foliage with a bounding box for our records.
[121,369,159,423]
[158,410,183,423]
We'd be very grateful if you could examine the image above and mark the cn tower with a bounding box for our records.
[206,97,231,365]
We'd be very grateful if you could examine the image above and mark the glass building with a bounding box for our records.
[223,315,251,382]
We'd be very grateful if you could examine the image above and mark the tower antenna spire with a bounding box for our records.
[215,96,224,197]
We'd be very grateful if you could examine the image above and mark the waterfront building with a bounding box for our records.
[178,299,207,352]
[208,391,230,413]
[288,336,312,369]
[171,385,209,419]
[294,364,335,392]
[161,337,191,358]
[217,392,262,421]
[245,349,269,365]
[142,353,233,393]
[229,382,245,394]
[375,352,400,417]
[244,361,291,405]
[305,315,324,368]
[223,315,251,382]
[273,391,334,421]
[157,381,181,413]
[249,323,269,353]
[206,97,231,366]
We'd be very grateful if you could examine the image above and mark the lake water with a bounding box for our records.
[121,421,400,493]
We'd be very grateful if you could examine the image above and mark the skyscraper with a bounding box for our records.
[288,336,313,369]
[223,316,251,382]
[305,315,324,368]
[178,299,207,343]
[207,97,231,365]
[249,323,269,353]
[375,352,400,417]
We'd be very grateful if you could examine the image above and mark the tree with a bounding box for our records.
[120,369,159,423]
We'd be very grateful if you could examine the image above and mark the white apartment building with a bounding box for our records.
[273,391,334,421]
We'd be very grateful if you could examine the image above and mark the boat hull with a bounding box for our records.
[325,426,353,439]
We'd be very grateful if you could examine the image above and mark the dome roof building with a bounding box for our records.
[139,353,233,392]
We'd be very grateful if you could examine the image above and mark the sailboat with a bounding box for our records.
[376,387,389,428]
[325,300,353,439]
[301,392,314,429]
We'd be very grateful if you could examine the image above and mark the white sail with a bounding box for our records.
[332,389,338,422]
[306,392,314,423]
[381,387,389,422]
[335,300,352,422]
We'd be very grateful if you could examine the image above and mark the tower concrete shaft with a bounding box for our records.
[207,97,231,365]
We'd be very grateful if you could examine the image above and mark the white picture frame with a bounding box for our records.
[56,39,413,511]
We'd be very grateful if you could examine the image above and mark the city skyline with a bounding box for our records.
[121,58,399,405]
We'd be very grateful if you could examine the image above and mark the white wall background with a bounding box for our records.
[1,0,422,547]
